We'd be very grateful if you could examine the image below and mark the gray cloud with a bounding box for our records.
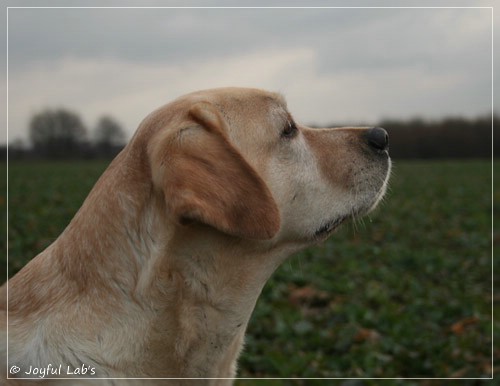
[4,5,495,144]
[9,8,490,70]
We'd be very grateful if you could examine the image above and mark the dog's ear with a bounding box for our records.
[149,101,280,240]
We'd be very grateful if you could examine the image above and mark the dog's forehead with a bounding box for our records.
[219,88,289,127]
[186,87,287,112]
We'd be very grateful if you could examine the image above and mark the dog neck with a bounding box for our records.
[134,217,288,378]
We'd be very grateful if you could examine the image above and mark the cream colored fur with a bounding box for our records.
[1,87,391,385]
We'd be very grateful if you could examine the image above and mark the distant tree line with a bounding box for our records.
[378,115,496,159]
[1,110,498,160]
[7,108,127,160]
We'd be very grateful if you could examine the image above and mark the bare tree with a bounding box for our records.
[94,116,126,157]
[95,116,126,147]
[29,108,87,158]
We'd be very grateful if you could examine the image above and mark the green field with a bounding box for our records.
[1,159,496,381]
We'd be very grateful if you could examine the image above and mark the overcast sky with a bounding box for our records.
[3,1,496,145]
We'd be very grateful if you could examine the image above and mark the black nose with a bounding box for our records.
[365,127,389,151]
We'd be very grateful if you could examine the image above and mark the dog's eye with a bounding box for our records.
[281,121,298,139]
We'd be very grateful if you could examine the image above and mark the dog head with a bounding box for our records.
[146,87,391,245]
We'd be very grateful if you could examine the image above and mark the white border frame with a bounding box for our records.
[5,5,495,381]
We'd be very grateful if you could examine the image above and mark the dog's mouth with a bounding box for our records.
[313,216,347,240]
[311,200,377,241]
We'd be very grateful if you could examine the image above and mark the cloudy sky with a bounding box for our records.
[3,1,496,145]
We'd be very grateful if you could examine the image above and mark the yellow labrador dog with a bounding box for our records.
[1,87,390,385]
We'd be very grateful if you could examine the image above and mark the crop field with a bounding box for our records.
[1,159,496,382]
